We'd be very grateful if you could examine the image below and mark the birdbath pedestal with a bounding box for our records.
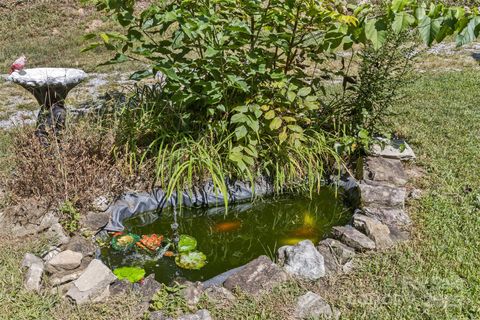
[7,68,87,138]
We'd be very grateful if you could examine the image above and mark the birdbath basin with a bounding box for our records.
[7,68,87,138]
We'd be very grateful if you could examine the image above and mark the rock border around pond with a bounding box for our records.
[19,139,416,319]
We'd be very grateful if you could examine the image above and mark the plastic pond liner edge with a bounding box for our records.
[100,175,359,233]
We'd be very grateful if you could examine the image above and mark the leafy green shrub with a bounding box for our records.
[59,200,81,233]
[86,0,480,194]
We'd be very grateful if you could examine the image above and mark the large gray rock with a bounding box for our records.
[294,291,337,319]
[370,139,416,161]
[24,261,44,292]
[181,282,203,309]
[359,182,406,209]
[177,310,212,320]
[224,255,288,296]
[21,253,43,269]
[277,240,325,280]
[353,214,394,250]
[66,259,116,304]
[46,222,70,246]
[363,157,407,187]
[332,226,376,251]
[363,206,412,227]
[318,239,355,265]
[50,270,84,287]
[136,274,162,302]
[81,211,110,231]
[204,285,236,306]
[47,250,83,270]
[64,235,96,257]
[317,239,356,275]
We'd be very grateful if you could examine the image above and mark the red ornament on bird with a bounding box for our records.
[9,55,27,74]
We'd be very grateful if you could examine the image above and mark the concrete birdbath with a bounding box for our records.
[7,68,87,139]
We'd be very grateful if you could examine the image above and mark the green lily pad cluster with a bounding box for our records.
[113,266,146,283]
[175,235,207,270]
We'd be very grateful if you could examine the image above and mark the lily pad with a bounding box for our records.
[113,266,146,283]
[175,251,207,270]
[178,234,197,253]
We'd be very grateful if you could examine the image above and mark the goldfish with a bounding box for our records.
[213,220,241,233]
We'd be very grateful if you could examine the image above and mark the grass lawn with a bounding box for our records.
[0,69,479,319]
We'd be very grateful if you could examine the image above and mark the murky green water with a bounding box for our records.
[100,188,351,284]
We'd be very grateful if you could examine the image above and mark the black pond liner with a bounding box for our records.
[96,175,360,286]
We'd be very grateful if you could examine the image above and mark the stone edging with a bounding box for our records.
[19,139,416,320]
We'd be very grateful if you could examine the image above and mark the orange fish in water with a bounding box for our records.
[213,221,241,233]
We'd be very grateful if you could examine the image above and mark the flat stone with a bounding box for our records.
[317,239,356,275]
[110,279,132,296]
[363,157,407,187]
[135,274,162,302]
[177,310,212,320]
[24,261,44,292]
[294,291,336,319]
[359,182,406,209]
[42,247,62,263]
[224,255,289,296]
[64,235,95,256]
[363,206,412,227]
[66,259,116,304]
[353,214,394,250]
[318,239,355,265]
[47,250,83,270]
[370,139,416,161]
[277,240,325,280]
[46,222,70,246]
[181,282,203,309]
[81,211,110,231]
[204,286,236,306]
[21,253,43,269]
[50,270,84,287]
[50,282,74,297]
[149,311,166,320]
[332,226,376,251]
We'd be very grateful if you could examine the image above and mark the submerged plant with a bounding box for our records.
[113,266,146,283]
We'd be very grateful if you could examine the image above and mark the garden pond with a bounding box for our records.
[99,187,352,284]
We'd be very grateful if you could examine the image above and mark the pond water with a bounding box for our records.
[99,188,351,284]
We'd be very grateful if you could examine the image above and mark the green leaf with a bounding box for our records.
[279,130,288,144]
[264,110,275,120]
[456,17,480,46]
[205,46,218,58]
[113,267,145,283]
[365,19,387,50]
[392,12,415,34]
[297,87,312,97]
[129,69,153,80]
[178,235,197,253]
[391,0,409,13]
[418,16,441,46]
[175,251,207,270]
[235,125,248,140]
[287,124,303,133]
[287,91,296,102]
[269,117,282,130]
[231,113,249,124]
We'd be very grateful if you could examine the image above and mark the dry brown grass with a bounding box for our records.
[3,119,140,212]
